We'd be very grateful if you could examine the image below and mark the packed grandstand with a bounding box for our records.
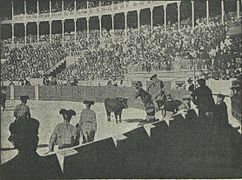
[1,0,241,83]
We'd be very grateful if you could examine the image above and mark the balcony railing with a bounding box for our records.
[2,1,178,24]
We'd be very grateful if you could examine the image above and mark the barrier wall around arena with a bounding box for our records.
[7,84,190,107]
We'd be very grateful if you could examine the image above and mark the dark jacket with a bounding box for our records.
[191,86,215,112]
[214,101,228,125]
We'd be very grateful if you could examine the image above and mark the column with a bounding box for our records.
[49,0,52,14]
[11,0,14,17]
[62,20,64,43]
[111,14,115,32]
[49,21,52,42]
[137,9,140,33]
[191,0,195,30]
[24,0,27,23]
[150,7,154,30]
[10,85,14,100]
[206,0,209,25]
[74,0,77,11]
[74,0,77,43]
[164,5,167,31]
[24,23,27,44]
[24,0,27,14]
[12,23,14,44]
[74,19,77,44]
[177,1,181,30]
[99,15,102,38]
[37,0,39,21]
[86,17,90,38]
[221,0,224,24]
[237,0,240,19]
[124,12,128,36]
[37,0,39,14]
[62,0,64,11]
[37,22,39,43]
[35,85,39,100]
[11,0,14,44]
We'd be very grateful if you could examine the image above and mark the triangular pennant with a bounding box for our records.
[56,148,78,173]
[56,153,65,173]
[143,124,155,137]
[112,134,127,148]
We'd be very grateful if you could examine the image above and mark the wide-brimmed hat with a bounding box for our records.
[83,100,94,105]
[20,95,29,101]
[59,108,76,116]
[150,74,158,80]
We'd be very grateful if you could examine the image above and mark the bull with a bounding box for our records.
[104,97,128,123]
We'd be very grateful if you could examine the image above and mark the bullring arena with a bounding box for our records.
[1,0,242,178]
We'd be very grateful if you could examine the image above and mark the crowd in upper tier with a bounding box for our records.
[1,12,241,82]
[1,43,66,81]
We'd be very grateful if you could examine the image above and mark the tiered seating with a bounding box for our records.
[1,13,241,81]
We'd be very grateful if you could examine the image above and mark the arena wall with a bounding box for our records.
[6,79,241,122]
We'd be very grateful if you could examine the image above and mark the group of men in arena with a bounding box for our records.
[1,74,236,179]
[134,73,231,132]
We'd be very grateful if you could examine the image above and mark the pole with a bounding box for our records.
[37,0,39,14]
[11,0,14,17]
[24,23,27,44]
[177,1,181,30]
[191,0,195,30]
[74,19,77,44]
[49,0,51,15]
[86,17,89,39]
[124,12,127,36]
[49,21,52,42]
[150,7,154,31]
[62,20,64,43]
[24,0,27,15]
[111,14,115,32]
[12,23,14,44]
[37,22,39,43]
[237,0,240,19]
[164,5,167,32]
[221,0,225,24]
[99,15,102,38]
[206,0,209,25]
[137,9,140,34]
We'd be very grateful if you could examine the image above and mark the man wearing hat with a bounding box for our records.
[191,78,215,119]
[1,117,62,179]
[134,81,156,123]
[78,100,97,144]
[214,94,229,133]
[147,74,166,112]
[49,109,79,152]
[14,95,31,120]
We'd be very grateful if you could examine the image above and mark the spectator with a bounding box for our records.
[191,78,215,119]
[1,117,61,179]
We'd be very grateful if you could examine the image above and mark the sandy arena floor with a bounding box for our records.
[1,97,240,164]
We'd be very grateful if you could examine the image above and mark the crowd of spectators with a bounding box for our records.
[1,11,241,82]
[1,43,66,81]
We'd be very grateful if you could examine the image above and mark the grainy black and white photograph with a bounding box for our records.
[0,0,241,179]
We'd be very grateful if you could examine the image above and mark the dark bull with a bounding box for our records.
[104,97,128,123]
